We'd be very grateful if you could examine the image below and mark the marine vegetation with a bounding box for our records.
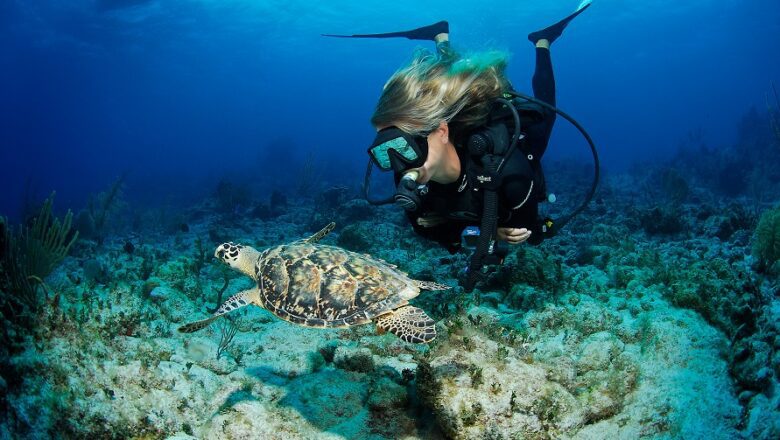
[0,193,77,328]
[753,206,780,274]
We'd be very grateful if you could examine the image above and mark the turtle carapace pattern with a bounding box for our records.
[178,223,449,343]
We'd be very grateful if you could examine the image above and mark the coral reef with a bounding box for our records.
[417,294,740,439]
[2,154,780,439]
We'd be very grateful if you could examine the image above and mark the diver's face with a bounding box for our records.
[373,122,458,184]
[418,122,459,184]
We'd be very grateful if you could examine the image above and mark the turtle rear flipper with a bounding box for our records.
[374,305,436,343]
[178,288,260,333]
[414,280,450,291]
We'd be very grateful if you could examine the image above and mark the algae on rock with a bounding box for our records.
[753,206,780,274]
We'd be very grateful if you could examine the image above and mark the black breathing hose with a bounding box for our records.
[505,91,600,231]
[465,162,500,292]
[363,159,394,205]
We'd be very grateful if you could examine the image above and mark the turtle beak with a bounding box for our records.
[215,247,227,260]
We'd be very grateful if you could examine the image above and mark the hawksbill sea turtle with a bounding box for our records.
[178,223,449,343]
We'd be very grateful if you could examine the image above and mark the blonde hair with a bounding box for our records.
[371,47,511,142]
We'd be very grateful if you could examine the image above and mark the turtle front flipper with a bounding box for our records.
[374,305,436,343]
[178,316,221,333]
[303,222,336,243]
[178,288,260,333]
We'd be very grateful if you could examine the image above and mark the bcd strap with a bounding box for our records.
[467,157,502,192]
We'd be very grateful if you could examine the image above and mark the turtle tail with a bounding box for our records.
[178,288,259,333]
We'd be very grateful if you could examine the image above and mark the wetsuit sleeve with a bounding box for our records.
[394,168,467,252]
[406,213,466,253]
[502,201,544,245]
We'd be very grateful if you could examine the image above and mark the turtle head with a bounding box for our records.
[215,242,260,279]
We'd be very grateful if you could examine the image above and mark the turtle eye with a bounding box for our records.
[217,248,226,259]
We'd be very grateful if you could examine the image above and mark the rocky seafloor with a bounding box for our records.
[2,166,779,439]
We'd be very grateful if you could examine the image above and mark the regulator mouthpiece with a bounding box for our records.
[394,170,428,212]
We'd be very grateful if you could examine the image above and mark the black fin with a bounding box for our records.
[323,21,448,42]
[528,3,591,45]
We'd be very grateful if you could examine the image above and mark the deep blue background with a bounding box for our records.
[2,0,779,220]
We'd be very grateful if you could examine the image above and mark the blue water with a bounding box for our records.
[3,2,780,438]
[2,0,779,219]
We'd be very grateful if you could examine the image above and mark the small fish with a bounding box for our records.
[123,240,135,254]
[179,223,190,233]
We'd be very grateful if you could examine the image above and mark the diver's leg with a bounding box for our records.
[525,3,591,157]
[524,42,556,159]
[529,1,592,102]
[532,41,555,107]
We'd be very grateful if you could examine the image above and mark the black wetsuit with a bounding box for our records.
[401,47,557,252]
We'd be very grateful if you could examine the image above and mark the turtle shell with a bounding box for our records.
[253,243,418,328]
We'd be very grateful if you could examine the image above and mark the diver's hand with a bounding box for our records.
[417,216,447,227]
[498,227,531,244]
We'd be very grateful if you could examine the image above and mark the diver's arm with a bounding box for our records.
[407,213,464,253]
[499,153,546,245]
[416,215,448,228]
[501,212,545,246]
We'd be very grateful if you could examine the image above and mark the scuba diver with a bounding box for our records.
[325,2,599,291]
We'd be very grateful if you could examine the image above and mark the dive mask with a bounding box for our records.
[367,127,428,172]
[364,126,430,211]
